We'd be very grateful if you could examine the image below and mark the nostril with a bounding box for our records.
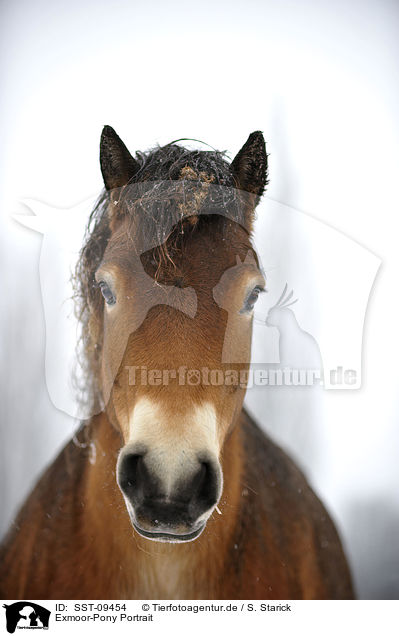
[190,461,219,514]
[118,452,146,499]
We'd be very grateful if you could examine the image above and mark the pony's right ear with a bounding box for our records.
[230,131,268,198]
[100,125,140,190]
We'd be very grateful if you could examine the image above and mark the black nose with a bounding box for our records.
[117,449,221,532]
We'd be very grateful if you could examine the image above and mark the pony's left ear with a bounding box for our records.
[100,125,140,190]
[230,131,268,199]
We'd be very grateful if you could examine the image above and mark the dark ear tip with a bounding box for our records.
[247,131,265,144]
[101,125,117,141]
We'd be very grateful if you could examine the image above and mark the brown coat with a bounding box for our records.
[0,409,353,600]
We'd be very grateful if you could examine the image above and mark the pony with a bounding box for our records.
[0,126,354,599]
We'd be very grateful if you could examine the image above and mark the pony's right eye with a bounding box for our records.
[98,281,116,306]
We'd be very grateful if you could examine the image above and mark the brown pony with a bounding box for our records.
[0,127,353,599]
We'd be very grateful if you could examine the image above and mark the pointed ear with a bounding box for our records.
[230,131,268,198]
[100,125,140,190]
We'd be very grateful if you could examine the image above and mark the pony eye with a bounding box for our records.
[242,286,264,312]
[98,281,116,306]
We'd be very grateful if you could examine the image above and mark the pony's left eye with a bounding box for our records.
[98,281,116,306]
[242,286,264,313]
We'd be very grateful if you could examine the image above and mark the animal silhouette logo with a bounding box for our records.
[2,602,50,633]
[264,283,322,371]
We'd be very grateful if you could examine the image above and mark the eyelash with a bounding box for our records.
[97,280,116,306]
[242,286,265,312]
